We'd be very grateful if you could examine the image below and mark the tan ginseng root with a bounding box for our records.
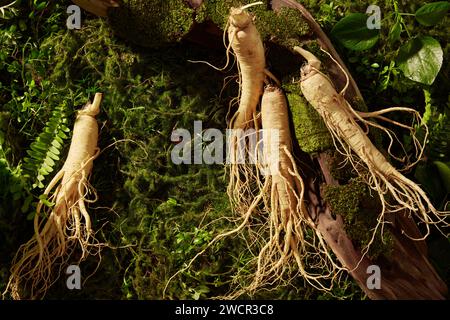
[164,85,340,298]
[4,93,104,300]
[226,3,267,215]
[294,46,449,250]
[234,85,339,296]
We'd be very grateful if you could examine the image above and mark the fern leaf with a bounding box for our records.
[23,102,69,189]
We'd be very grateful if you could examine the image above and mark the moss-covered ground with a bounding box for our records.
[0,0,448,299]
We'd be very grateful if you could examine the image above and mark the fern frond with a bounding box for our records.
[422,89,450,161]
[22,102,70,189]
[428,114,450,161]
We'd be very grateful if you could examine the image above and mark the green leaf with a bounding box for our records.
[167,197,178,206]
[58,131,68,139]
[26,210,35,220]
[39,194,55,208]
[330,13,379,51]
[48,145,60,155]
[22,163,36,171]
[397,36,443,85]
[30,142,48,152]
[61,124,70,133]
[44,156,55,167]
[26,148,44,158]
[21,195,33,213]
[388,20,402,43]
[40,161,53,174]
[47,151,60,161]
[434,161,450,193]
[18,20,27,32]
[51,139,62,148]
[55,135,63,144]
[415,1,450,26]
[35,2,47,11]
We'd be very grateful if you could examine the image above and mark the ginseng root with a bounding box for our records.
[226,3,267,215]
[4,93,104,299]
[238,85,338,296]
[294,47,449,250]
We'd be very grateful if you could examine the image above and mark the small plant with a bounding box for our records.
[22,102,69,189]
[331,1,449,85]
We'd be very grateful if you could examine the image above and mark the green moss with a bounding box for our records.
[196,1,310,47]
[195,0,239,27]
[286,85,333,154]
[323,178,394,259]
[256,8,311,47]
[327,151,357,182]
[107,0,195,48]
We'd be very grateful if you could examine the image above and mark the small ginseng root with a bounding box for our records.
[4,93,104,300]
[235,84,339,297]
[226,3,267,216]
[166,85,340,298]
[294,46,449,252]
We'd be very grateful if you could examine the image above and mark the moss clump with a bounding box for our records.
[256,8,311,47]
[107,0,195,48]
[327,151,358,182]
[195,0,240,26]
[286,85,333,154]
[323,178,394,259]
[196,1,310,47]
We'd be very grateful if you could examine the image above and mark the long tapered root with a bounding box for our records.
[226,4,266,215]
[4,160,101,300]
[236,86,340,296]
[3,94,104,300]
[223,86,341,298]
[295,47,449,249]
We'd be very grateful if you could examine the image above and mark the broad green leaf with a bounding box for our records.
[415,1,450,26]
[331,13,379,51]
[397,36,443,85]
[434,161,450,193]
